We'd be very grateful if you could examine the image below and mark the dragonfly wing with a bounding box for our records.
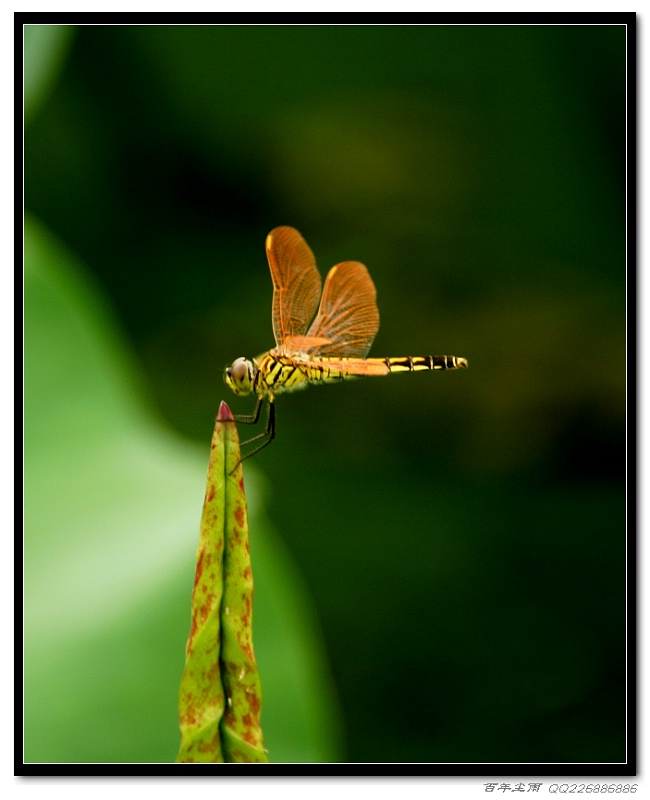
[304,261,380,358]
[278,335,333,354]
[267,226,322,347]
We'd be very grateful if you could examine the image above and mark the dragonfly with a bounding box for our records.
[224,226,467,461]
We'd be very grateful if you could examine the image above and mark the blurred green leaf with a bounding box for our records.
[24,216,342,763]
[24,25,75,123]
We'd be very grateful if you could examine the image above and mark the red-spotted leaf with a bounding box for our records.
[176,402,267,763]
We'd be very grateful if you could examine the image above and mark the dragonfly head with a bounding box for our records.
[224,357,254,396]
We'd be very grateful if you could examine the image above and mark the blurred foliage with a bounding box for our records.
[24,24,626,763]
[24,24,75,122]
[24,216,342,763]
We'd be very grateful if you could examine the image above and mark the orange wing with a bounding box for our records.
[266,226,322,347]
[300,261,380,358]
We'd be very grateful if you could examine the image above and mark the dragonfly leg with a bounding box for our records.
[229,399,276,472]
[233,395,264,425]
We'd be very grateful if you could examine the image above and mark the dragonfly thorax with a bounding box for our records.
[224,356,255,396]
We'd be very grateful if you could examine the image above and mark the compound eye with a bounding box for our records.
[231,358,249,383]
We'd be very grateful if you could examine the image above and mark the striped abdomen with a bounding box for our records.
[354,355,468,373]
[254,352,468,396]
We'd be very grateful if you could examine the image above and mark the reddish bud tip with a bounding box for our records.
[217,401,234,421]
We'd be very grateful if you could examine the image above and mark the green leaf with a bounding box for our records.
[24,25,75,123]
[177,403,267,762]
[24,216,343,763]
[219,405,267,762]
[175,406,228,763]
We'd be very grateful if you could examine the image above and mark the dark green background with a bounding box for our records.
[25,24,626,763]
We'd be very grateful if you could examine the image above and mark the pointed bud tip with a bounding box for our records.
[218,401,235,421]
